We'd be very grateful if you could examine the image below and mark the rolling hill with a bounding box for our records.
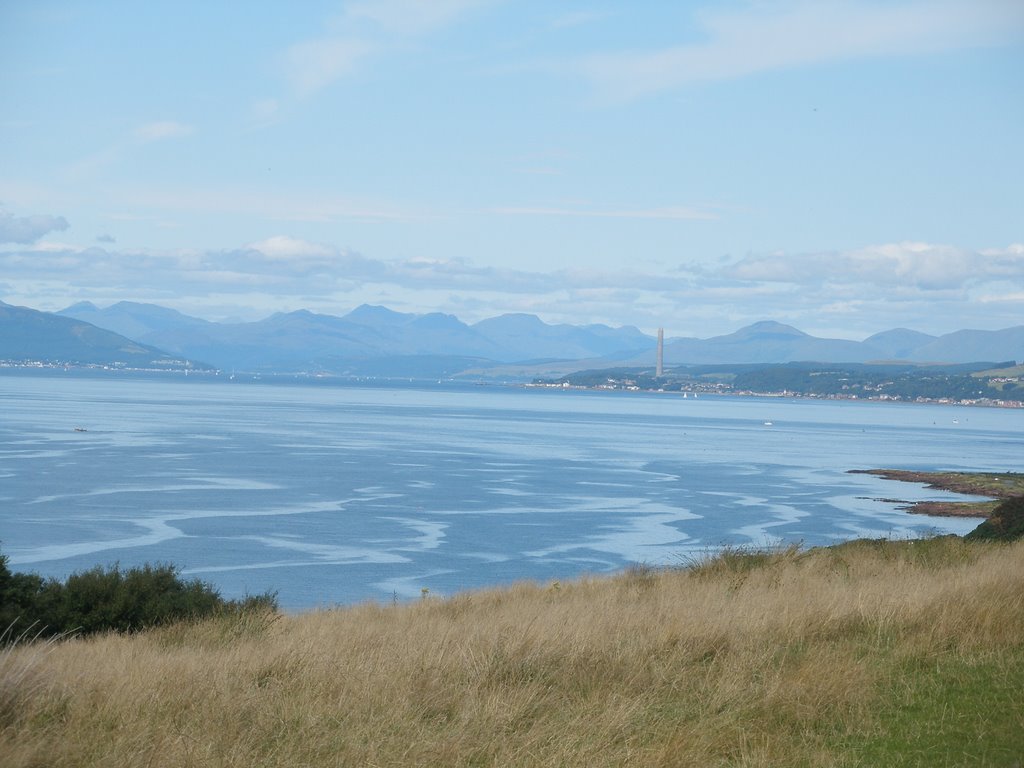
[0,301,204,369]
[0,300,1009,376]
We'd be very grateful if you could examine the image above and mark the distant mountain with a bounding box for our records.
[472,313,651,361]
[909,326,1024,364]
[57,301,214,341]
[656,321,874,365]
[38,301,1024,376]
[377,311,501,358]
[57,302,655,373]
[646,322,1022,366]
[197,310,383,371]
[863,328,937,359]
[343,304,412,328]
[0,301,203,368]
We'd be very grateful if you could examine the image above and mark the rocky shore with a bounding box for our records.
[852,468,1024,517]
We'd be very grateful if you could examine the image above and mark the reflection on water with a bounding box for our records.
[1,372,1020,609]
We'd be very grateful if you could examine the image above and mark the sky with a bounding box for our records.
[1,0,1022,340]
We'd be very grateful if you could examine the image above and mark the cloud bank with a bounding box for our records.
[0,211,70,244]
[3,228,1021,336]
[724,242,1024,290]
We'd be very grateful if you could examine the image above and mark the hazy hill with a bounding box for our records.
[862,328,938,358]
[35,301,1024,375]
[472,313,650,361]
[0,301,201,368]
[644,321,1023,366]
[57,301,215,341]
[370,311,502,358]
[56,302,654,372]
[909,326,1024,363]
[656,321,875,365]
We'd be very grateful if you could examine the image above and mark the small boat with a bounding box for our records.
[763,420,773,427]
[73,427,88,432]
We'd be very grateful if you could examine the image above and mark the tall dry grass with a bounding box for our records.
[3,536,1023,767]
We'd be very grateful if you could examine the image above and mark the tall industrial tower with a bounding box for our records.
[656,327,664,378]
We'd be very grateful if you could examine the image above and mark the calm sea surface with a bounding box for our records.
[1,372,1021,610]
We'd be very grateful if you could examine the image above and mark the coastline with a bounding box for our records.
[852,468,1024,518]
[3,364,1024,409]
[527,381,1024,410]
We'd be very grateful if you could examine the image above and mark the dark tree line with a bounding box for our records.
[731,369,993,400]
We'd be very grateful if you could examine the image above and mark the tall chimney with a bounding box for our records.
[656,327,664,378]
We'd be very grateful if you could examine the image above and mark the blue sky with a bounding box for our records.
[1,0,1022,338]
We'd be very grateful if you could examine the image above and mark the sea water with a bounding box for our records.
[1,372,1020,610]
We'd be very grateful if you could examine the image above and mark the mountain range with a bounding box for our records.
[1,299,1021,377]
[655,321,1023,367]
[0,300,199,370]
[53,301,652,373]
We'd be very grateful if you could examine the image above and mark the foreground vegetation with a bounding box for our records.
[0,555,276,639]
[3,535,1023,767]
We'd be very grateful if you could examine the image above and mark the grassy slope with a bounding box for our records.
[3,537,1024,767]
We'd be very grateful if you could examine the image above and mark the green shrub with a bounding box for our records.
[964,496,1024,542]
[0,554,47,634]
[1,548,277,640]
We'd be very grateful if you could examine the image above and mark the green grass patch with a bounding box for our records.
[842,650,1024,766]
[973,364,1024,379]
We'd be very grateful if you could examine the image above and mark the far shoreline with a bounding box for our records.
[852,468,1024,518]
[3,363,1024,409]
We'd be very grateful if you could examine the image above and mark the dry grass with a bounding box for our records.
[3,536,1024,767]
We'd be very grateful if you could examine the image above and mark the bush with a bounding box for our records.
[964,496,1024,542]
[1,549,277,640]
[0,556,46,635]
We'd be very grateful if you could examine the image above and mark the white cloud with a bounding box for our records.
[979,291,1024,304]
[0,234,686,301]
[4,235,1022,336]
[724,242,1024,290]
[575,0,1024,101]
[246,235,335,261]
[982,243,1024,257]
[59,122,195,183]
[0,211,69,243]
[281,0,487,97]
[284,37,374,97]
[233,237,388,280]
[136,121,194,142]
